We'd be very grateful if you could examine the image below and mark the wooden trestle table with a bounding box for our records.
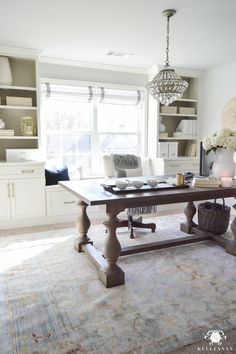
[60,179,236,288]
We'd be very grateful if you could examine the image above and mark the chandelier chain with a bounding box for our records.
[165,15,170,66]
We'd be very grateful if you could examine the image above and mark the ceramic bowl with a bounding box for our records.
[115,180,129,190]
[147,179,159,188]
[131,180,144,189]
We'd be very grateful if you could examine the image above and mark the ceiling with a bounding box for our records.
[1,0,236,72]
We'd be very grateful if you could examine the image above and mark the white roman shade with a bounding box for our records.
[41,82,94,102]
[41,82,144,106]
[98,87,143,106]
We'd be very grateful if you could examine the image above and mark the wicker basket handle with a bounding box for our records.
[213,198,225,205]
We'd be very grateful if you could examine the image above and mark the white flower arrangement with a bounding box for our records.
[202,128,236,154]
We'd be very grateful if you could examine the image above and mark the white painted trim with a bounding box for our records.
[40,77,146,91]
[0,45,42,58]
[40,56,148,75]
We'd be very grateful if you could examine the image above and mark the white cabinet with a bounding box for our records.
[0,162,45,222]
[0,180,11,221]
[10,179,45,219]
[46,185,79,216]
[151,157,200,175]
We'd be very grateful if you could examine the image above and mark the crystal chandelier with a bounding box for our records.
[146,9,188,106]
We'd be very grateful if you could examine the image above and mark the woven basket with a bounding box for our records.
[198,198,230,234]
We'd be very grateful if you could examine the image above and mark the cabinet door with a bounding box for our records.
[0,180,12,221]
[11,178,45,219]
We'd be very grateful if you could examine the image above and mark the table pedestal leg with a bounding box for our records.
[74,200,93,252]
[226,204,236,256]
[99,205,125,288]
[180,201,197,234]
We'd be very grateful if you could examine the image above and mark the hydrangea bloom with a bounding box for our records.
[202,128,236,154]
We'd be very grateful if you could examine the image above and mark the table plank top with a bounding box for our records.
[59,178,236,207]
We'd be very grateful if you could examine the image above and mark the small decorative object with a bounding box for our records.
[146,10,188,106]
[6,96,32,107]
[0,56,12,85]
[159,117,166,133]
[0,118,5,129]
[202,128,236,178]
[21,116,34,136]
[176,173,185,186]
[147,179,159,187]
[221,176,233,187]
[115,180,129,190]
[131,180,144,189]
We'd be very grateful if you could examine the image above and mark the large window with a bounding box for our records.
[41,82,145,176]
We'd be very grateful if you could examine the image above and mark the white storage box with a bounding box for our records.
[160,106,177,114]
[168,142,179,157]
[158,142,169,157]
[6,96,32,107]
[178,107,196,115]
[6,149,40,162]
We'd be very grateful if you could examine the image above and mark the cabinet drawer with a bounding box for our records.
[46,190,79,216]
[165,161,200,174]
[0,165,44,178]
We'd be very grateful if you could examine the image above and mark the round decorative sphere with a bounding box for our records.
[0,119,5,129]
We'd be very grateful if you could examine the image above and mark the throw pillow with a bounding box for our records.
[45,166,70,186]
[115,167,143,178]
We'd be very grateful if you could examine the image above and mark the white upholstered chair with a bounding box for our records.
[102,154,156,238]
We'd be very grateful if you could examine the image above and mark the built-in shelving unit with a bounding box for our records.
[0,53,39,160]
[150,69,201,175]
[158,73,199,159]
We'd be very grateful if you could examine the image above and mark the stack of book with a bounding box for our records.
[0,129,14,136]
[193,177,220,188]
[175,119,197,138]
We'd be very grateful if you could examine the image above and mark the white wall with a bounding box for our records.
[200,60,236,139]
[39,62,148,86]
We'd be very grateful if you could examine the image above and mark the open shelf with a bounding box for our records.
[159,137,197,141]
[0,136,38,140]
[0,85,37,91]
[175,98,198,103]
[159,113,198,117]
[0,105,37,110]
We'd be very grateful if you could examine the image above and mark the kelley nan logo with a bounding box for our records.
[204,330,227,346]
[198,329,233,352]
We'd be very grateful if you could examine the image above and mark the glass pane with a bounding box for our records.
[97,103,141,133]
[46,135,61,154]
[99,134,139,154]
[42,99,92,132]
[77,135,91,153]
[63,135,77,154]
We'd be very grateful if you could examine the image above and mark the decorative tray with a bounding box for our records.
[101,182,189,194]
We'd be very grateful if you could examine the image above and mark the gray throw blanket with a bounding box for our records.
[112,153,157,216]
[112,154,139,177]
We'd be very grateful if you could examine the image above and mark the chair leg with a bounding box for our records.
[105,215,156,239]
[128,215,156,238]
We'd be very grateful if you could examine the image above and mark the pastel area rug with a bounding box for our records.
[1,214,236,354]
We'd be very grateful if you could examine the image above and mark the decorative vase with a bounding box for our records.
[159,117,166,133]
[0,56,12,85]
[0,119,5,129]
[212,148,235,178]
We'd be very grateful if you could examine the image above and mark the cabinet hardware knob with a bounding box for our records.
[21,169,34,173]
[64,201,76,204]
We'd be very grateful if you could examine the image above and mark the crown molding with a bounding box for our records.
[40,56,148,75]
[0,45,42,58]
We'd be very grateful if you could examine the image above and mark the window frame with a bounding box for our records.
[40,78,148,176]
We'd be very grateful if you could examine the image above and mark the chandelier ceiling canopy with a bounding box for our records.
[146,9,188,106]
